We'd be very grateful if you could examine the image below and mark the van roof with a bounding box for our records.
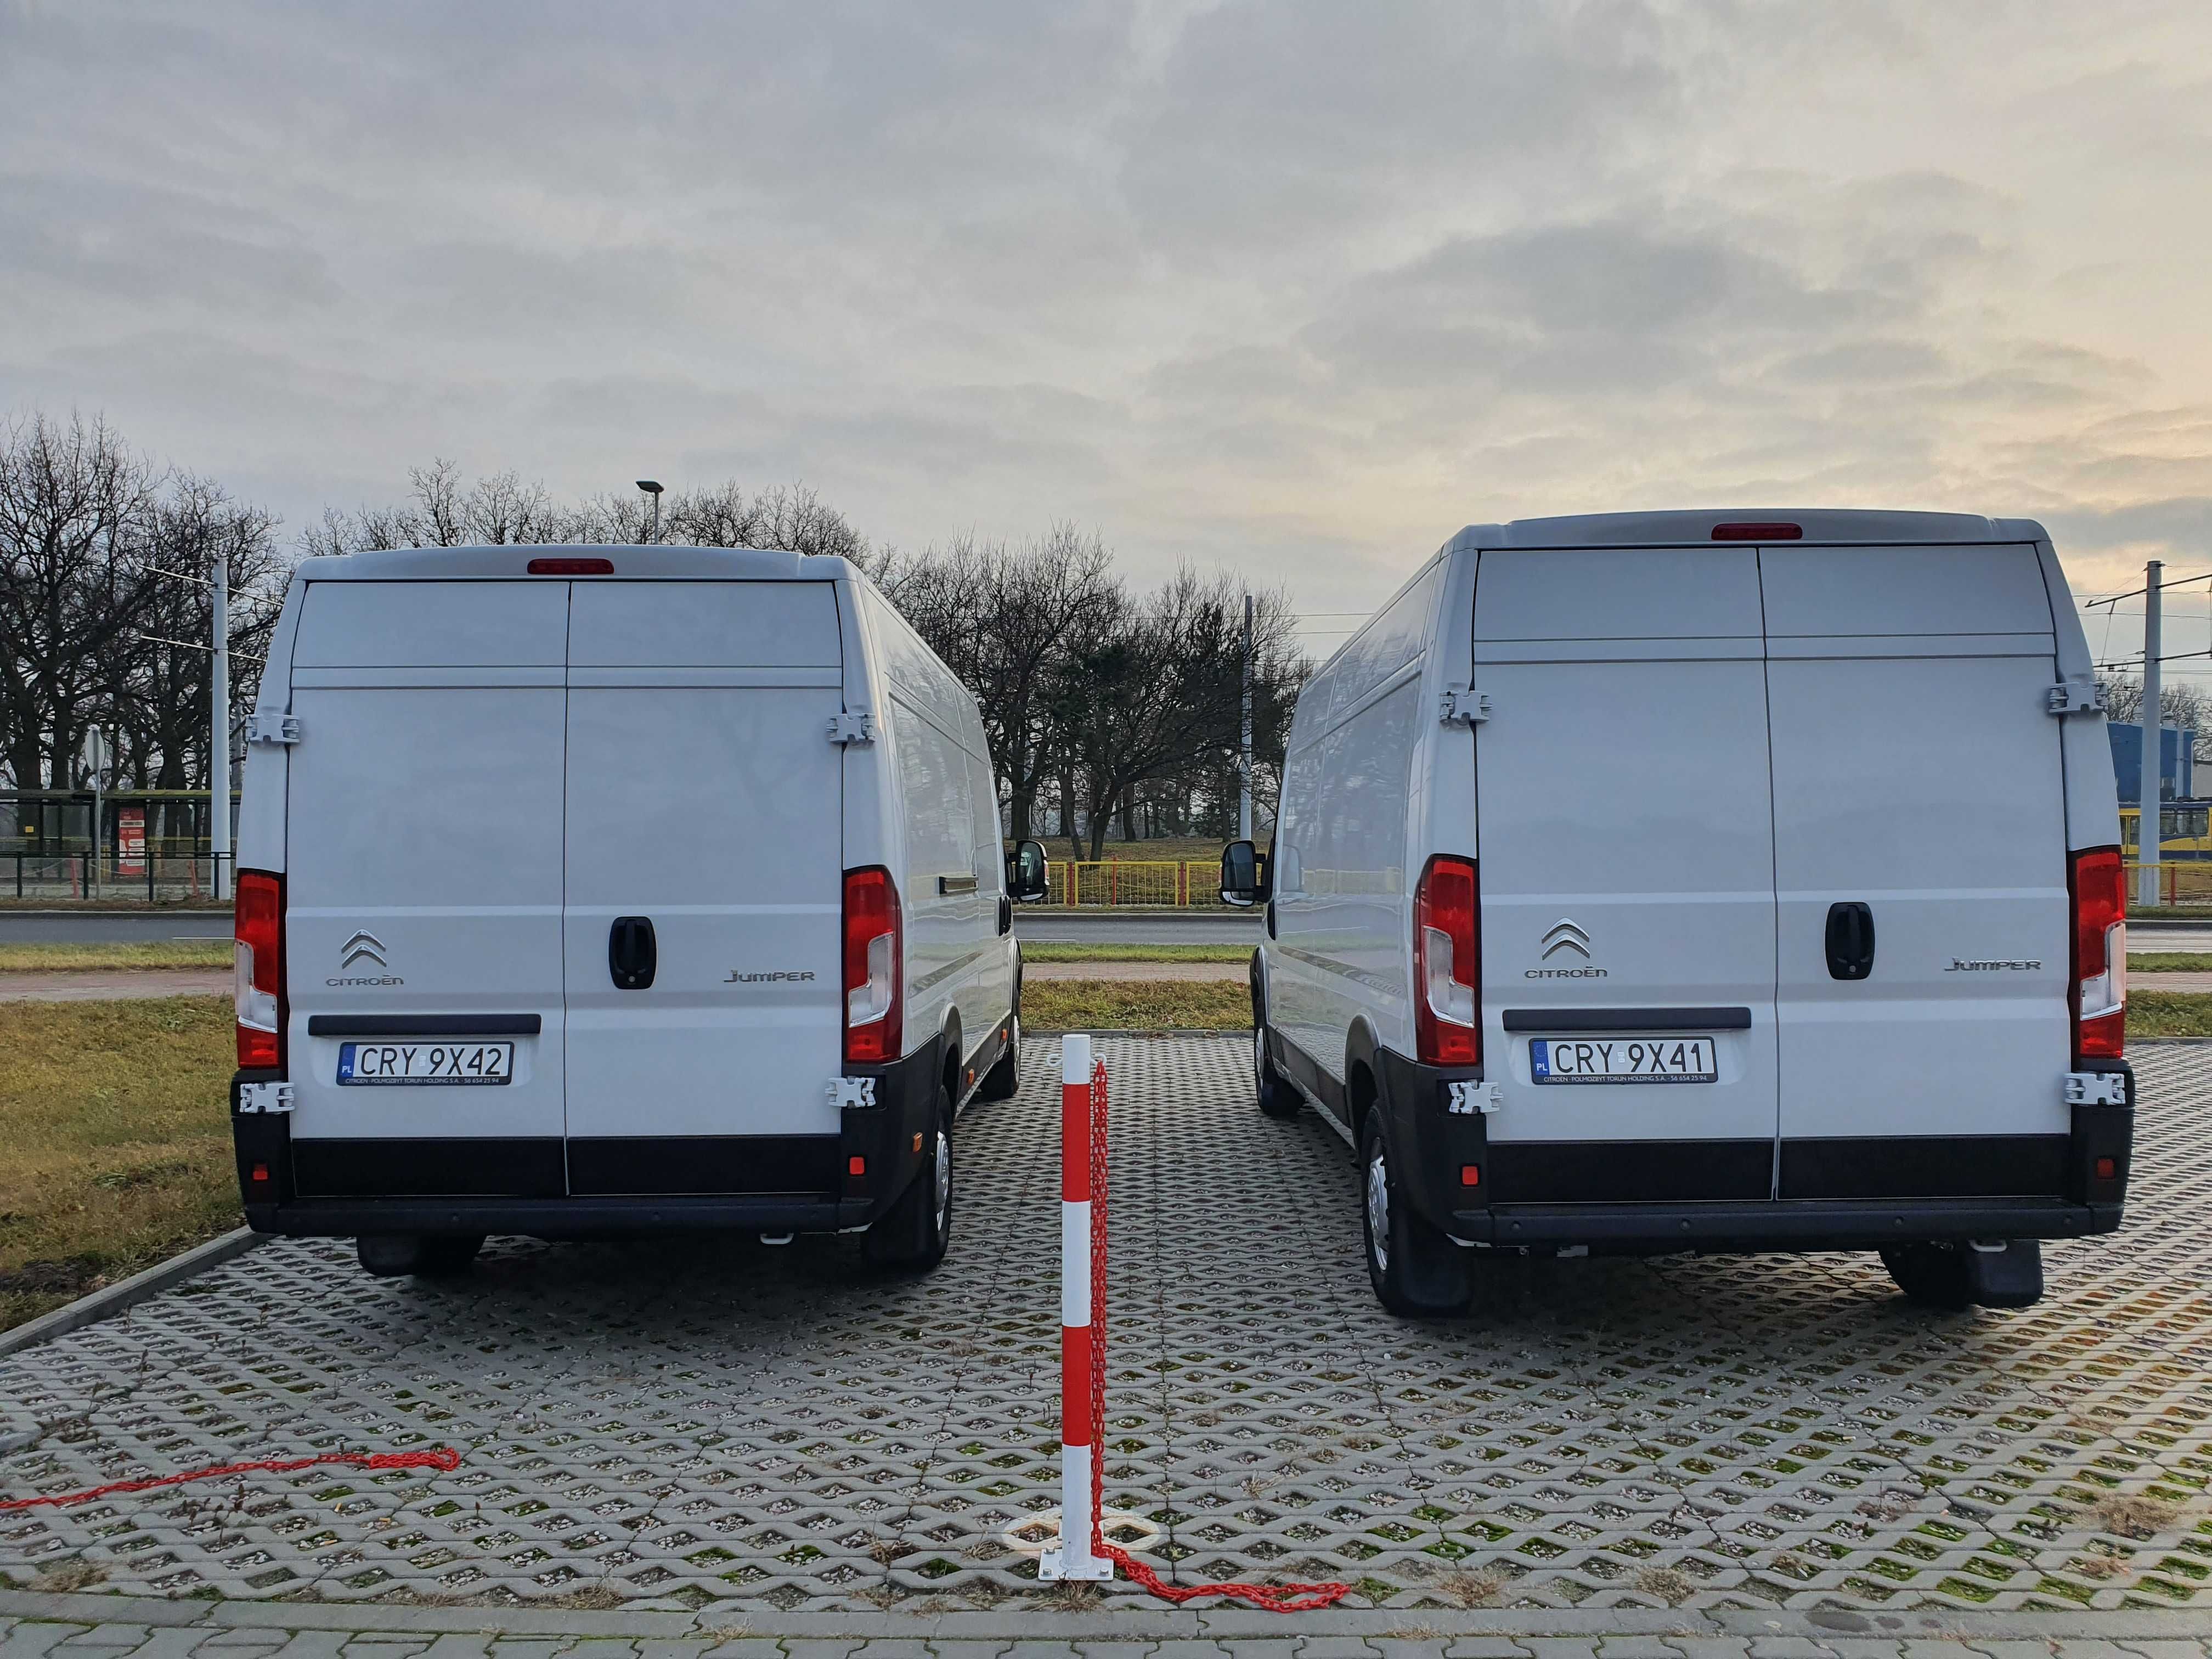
[1449,510,2050,550]
[293,545,854,582]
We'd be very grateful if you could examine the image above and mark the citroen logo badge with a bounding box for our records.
[340,930,387,969]
[1539,919,1591,960]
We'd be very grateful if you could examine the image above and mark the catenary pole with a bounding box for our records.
[1239,593,1254,843]
[2140,559,2162,908]
[212,549,232,902]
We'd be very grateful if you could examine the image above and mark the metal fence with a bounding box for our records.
[1052,860,1223,907]
[5,851,234,903]
[2125,860,2212,907]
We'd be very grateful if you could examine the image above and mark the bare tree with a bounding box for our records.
[0,413,162,789]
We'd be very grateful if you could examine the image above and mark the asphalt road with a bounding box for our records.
[0,909,233,943]
[1013,908,1264,944]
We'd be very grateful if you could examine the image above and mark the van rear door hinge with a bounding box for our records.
[826,713,876,746]
[1440,686,1489,726]
[245,712,301,745]
[828,1076,878,1110]
[2063,1071,2128,1107]
[1447,1080,1500,1115]
[2046,679,2103,716]
[236,1081,296,1114]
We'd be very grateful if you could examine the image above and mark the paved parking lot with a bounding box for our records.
[1,1040,2207,1616]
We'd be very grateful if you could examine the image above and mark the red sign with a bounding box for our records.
[117,806,146,877]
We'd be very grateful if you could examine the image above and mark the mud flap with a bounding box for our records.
[1962,1238,2044,1308]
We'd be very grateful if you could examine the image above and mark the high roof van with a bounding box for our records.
[1222,512,2132,1316]
[229,546,1049,1278]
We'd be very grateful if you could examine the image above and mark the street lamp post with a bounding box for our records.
[211,550,231,901]
[637,479,663,544]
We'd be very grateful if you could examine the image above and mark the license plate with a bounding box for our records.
[337,1041,514,1086]
[1531,1036,1716,1085]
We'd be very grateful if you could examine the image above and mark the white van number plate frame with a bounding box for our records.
[1531,1036,1716,1085]
[337,1041,515,1086]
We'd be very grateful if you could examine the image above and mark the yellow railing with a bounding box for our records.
[2123,860,2212,906]
[1053,860,1219,907]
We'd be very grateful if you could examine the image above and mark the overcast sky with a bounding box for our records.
[5,1,2210,658]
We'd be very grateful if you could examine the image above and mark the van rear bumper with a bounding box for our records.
[245,1195,864,1239]
[1453,1196,2122,1254]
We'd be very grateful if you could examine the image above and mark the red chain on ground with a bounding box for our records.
[0,1447,461,1514]
[1086,1059,1351,1613]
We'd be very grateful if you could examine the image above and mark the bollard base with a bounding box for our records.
[1039,1544,1115,1583]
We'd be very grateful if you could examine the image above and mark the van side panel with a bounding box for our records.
[1270,563,1440,1083]
[1762,544,2070,1179]
[282,582,571,1175]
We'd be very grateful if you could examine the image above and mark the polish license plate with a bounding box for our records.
[337,1041,514,1086]
[1530,1036,1716,1085]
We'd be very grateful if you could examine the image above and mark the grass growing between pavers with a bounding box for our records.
[0,995,239,1333]
[2131,991,2212,1038]
[0,940,233,972]
[1023,977,1249,1030]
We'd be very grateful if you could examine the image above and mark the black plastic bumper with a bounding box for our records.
[233,1034,947,1240]
[1372,1043,2133,1254]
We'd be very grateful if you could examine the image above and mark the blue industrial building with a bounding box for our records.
[2108,721,2194,804]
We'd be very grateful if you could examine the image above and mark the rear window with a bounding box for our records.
[293,581,569,667]
[568,582,839,667]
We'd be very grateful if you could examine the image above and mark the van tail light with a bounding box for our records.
[842,866,902,1064]
[2069,845,2125,1063]
[235,870,285,1070]
[1414,855,1480,1066]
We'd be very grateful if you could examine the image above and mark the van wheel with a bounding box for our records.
[1358,1114,1469,1317]
[357,1234,484,1279]
[1253,1005,1298,1120]
[976,1015,1022,1102]
[865,1087,953,1272]
[1881,1240,2043,1309]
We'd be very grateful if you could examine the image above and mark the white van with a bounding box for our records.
[229,545,1049,1278]
[1223,511,2133,1316]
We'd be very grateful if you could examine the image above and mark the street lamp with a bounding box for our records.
[636,479,663,544]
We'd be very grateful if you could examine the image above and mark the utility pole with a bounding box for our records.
[211,550,232,902]
[1239,593,1254,843]
[2140,558,2163,908]
[84,726,106,899]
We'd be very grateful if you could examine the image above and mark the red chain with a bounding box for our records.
[1086,1058,1350,1613]
[0,1447,461,1513]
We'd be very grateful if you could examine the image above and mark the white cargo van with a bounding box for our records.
[229,545,1050,1277]
[1223,511,2133,1316]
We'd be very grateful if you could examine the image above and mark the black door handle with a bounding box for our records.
[609,916,657,990]
[1824,901,1874,980]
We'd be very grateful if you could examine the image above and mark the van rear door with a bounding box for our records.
[561,582,847,1197]
[1762,543,2072,1199]
[283,580,571,1198]
[1474,548,1781,1203]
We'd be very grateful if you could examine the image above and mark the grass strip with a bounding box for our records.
[1023,978,1249,1030]
[0,995,240,1333]
[2128,952,2212,972]
[1018,941,1252,964]
[2128,991,2212,1038]
[0,940,232,972]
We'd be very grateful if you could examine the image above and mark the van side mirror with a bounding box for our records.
[1220,840,1270,908]
[1007,839,1051,902]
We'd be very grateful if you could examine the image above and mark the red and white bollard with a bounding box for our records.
[1041,1033,1111,1582]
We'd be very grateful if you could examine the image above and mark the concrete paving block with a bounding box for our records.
[1,1041,2207,1620]
[0,1628,86,1659]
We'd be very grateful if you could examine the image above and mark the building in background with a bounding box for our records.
[2108,720,2193,805]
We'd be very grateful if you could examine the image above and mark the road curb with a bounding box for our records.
[0,1584,2207,1640]
[0,1226,266,1363]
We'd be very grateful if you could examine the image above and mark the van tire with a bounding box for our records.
[357,1234,484,1279]
[976,1014,1022,1102]
[1252,1001,1299,1120]
[1881,1239,2044,1310]
[865,1087,953,1272]
[1358,1113,1469,1317]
